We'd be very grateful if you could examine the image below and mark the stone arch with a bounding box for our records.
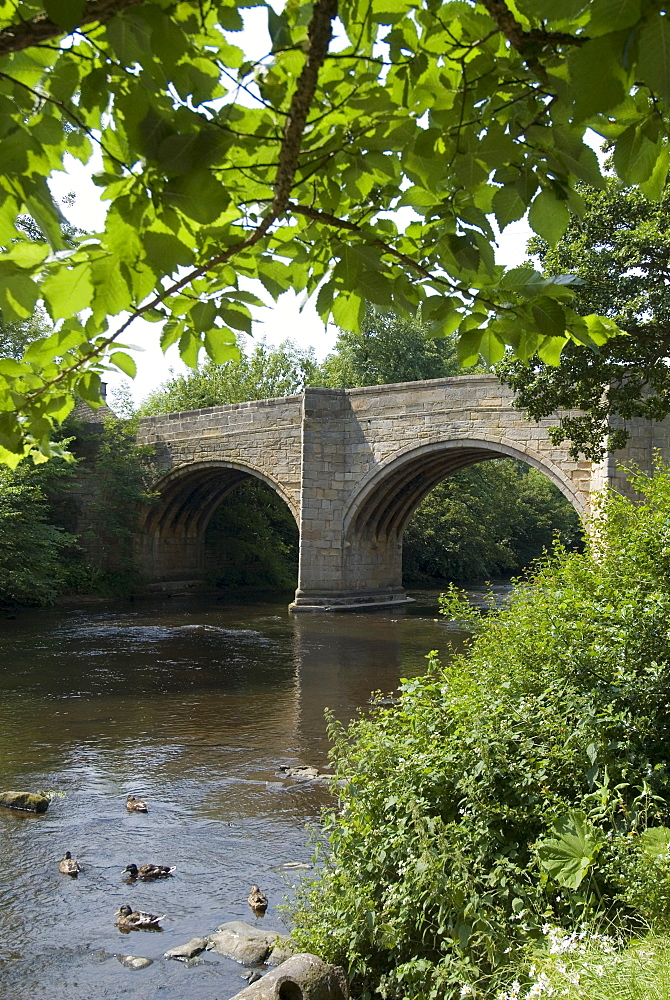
[139,460,299,584]
[143,459,299,536]
[344,436,586,543]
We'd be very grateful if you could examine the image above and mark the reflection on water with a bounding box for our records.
[0,591,465,1000]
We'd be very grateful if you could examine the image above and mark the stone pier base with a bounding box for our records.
[289,588,414,613]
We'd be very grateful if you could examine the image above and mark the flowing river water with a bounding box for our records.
[0,588,488,1000]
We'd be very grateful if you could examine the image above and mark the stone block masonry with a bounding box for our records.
[135,375,669,611]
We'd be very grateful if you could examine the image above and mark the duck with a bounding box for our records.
[247,884,268,915]
[122,863,175,880]
[125,794,148,813]
[114,904,164,930]
[58,851,81,876]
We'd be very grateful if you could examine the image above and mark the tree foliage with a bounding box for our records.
[140,338,321,414]
[499,180,670,459]
[403,460,582,582]
[290,463,670,998]
[322,308,461,388]
[0,460,77,604]
[0,0,668,463]
[205,478,298,590]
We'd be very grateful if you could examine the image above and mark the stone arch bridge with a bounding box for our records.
[136,374,668,611]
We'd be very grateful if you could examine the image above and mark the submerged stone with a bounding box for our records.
[0,791,50,813]
[118,955,153,970]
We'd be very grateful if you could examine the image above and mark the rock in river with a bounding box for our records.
[118,955,153,970]
[0,791,50,813]
[206,921,289,965]
[163,937,209,961]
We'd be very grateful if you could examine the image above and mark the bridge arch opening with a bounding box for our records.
[140,461,299,589]
[341,439,585,595]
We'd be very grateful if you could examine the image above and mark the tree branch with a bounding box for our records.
[476,0,586,58]
[0,0,145,59]
[288,201,457,289]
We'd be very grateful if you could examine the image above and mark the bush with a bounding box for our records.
[0,465,78,605]
[289,463,670,999]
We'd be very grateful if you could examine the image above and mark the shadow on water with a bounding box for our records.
[0,589,478,1000]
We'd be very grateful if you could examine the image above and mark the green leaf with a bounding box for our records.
[161,319,184,352]
[528,190,570,246]
[640,826,670,859]
[457,328,483,367]
[23,327,85,363]
[537,810,605,889]
[536,335,568,366]
[531,297,566,339]
[640,146,670,201]
[42,0,86,29]
[110,351,137,378]
[499,267,545,297]
[268,7,292,50]
[5,240,50,269]
[190,300,217,333]
[588,0,640,35]
[332,291,364,332]
[43,262,94,320]
[493,185,527,229]
[478,328,505,365]
[613,125,659,184]
[638,11,670,105]
[568,34,627,119]
[143,231,195,274]
[203,328,238,364]
[179,329,201,369]
[0,271,40,320]
[162,170,230,224]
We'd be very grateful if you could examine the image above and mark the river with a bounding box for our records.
[0,588,483,1000]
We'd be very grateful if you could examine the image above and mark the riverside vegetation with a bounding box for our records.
[288,463,670,1000]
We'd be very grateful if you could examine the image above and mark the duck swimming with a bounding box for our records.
[115,904,164,930]
[125,795,148,813]
[122,863,175,880]
[247,885,268,915]
[58,851,81,876]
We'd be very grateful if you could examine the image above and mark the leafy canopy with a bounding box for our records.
[499,179,670,459]
[1,0,669,462]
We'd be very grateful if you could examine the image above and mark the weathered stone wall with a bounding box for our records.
[136,375,670,609]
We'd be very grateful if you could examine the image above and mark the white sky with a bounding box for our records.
[47,7,533,407]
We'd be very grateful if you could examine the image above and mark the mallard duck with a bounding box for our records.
[58,851,81,875]
[114,904,164,930]
[125,794,148,813]
[122,863,175,880]
[247,884,268,915]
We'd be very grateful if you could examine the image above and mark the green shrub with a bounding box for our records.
[0,466,78,605]
[497,929,670,1000]
[289,463,670,999]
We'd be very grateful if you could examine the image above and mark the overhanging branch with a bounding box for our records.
[0,0,145,59]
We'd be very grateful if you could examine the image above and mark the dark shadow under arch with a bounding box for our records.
[139,460,299,586]
[345,438,585,542]
[142,460,299,541]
